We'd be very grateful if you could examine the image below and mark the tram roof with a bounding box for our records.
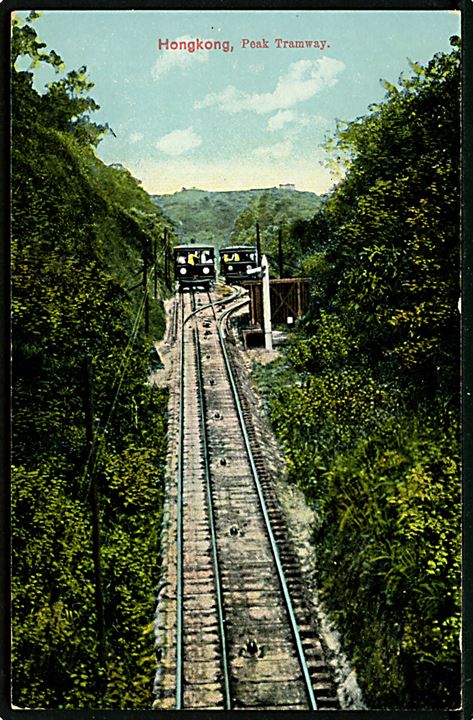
[174,244,215,251]
[219,245,257,252]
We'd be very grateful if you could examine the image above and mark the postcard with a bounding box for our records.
[8,3,465,716]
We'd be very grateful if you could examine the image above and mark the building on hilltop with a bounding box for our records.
[279,183,296,190]
[248,187,278,193]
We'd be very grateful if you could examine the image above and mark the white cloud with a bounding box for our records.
[267,110,328,132]
[267,110,298,131]
[194,57,345,115]
[129,132,144,144]
[194,85,246,113]
[254,140,293,160]
[155,127,202,156]
[152,35,208,80]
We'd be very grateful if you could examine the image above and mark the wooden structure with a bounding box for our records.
[244,277,310,326]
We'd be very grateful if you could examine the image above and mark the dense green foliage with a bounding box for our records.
[254,39,461,709]
[229,188,322,276]
[152,186,321,257]
[12,14,171,708]
[11,11,461,711]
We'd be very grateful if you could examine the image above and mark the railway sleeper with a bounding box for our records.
[231,679,308,708]
[173,293,340,711]
[316,696,340,709]
[184,663,223,685]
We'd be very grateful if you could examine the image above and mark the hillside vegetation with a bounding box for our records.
[253,38,461,709]
[11,11,461,713]
[152,186,321,251]
[11,14,173,708]
[228,189,324,277]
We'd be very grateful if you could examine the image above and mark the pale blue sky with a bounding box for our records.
[17,10,461,195]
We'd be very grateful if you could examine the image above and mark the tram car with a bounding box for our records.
[174,244,216,288]
[219,246,258,284]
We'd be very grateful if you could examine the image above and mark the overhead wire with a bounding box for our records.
[81,260,158,498]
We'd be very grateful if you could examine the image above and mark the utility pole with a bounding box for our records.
[278,224,284,278]
[82,358,107,690]
[256,222,262,266]
[153,237,158,300]
[164,227,172,290]
[143,246,149,335]
[262,255,273,351]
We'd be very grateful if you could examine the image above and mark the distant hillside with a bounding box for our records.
[151,186,322,249]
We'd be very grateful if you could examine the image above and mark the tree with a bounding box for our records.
[11,14,170,708]
[256,38,461,709]
[321,37,460,393]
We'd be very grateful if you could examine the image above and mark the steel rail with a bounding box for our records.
[191,295,232,709]
[175,287,242,709]
[184,288,244,327]
[216,299,318,712]
[176,291,185,709]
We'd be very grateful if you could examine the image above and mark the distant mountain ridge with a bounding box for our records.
[151,186,322,248]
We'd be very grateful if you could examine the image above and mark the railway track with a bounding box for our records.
[154,286,339,711]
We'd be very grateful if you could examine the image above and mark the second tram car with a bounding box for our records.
[219,246,258,284]
[174,244,216,288]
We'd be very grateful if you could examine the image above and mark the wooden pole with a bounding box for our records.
[164,228,172,290]
[82,358,106,687]
[153,237,158,300]
[278,224,284,278]
[143,247,149,335]
[256,222,262,266]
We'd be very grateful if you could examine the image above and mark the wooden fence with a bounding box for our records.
[244,277,310,326]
